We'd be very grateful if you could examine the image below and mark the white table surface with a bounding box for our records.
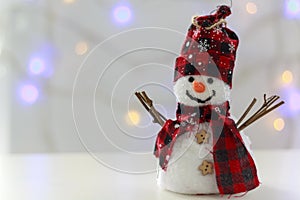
[0,150,299,200]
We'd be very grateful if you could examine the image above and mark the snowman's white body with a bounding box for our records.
[157,75,253,194]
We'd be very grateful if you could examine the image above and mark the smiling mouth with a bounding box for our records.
[186,90,216,103]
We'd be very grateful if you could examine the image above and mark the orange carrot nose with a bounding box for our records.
[193,81,206,93]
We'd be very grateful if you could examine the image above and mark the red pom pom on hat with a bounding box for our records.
[193,5,231,28]
[215,5,232,19]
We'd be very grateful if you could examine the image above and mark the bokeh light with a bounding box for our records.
[126,111,140,125]
[273,118,285,131]
[28,44,55,78]
[285,0,300,18]
[113,5,132,23]
[246,2,258,14]
[279,87,300,117]
[282,70,293,84]
[19,84,39,104]
[75,41,88,56]
[63,0,75,4]
[289,91,300,111]
[29,57,46,75]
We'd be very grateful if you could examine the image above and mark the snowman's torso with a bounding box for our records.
[157,122,219,194]
[157,119,253,194]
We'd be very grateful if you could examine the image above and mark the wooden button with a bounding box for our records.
[195,130,210,144]
[198,160,213,175]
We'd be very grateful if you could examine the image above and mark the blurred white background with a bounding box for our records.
[0,0,299,154]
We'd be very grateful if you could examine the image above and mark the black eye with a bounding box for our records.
[207,78,213,84]
[188,77,195,83]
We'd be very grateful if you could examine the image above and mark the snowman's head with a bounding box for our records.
[174,75,231,106]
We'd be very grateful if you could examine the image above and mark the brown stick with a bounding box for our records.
[142,92,168,122]
[236,98,257,126]
[255,101,285,121]
[135,92,150,111]
[238,95,272,129]
[140,92,167,121]
[135,91,166,127]
[238,101,285,131]
[250,94,273,118]
[238,94,285,131]
[266,96,280,109]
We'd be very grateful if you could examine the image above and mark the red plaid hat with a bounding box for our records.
[174,5,239,88]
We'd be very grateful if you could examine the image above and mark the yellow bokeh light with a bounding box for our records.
[282,70,293,84]
[273,118,285,132]
[63,0,75,4]
[127,111,140,125]
[75,42,88,56]
[246,2,258,14]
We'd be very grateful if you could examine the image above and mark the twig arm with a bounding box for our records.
[237,94,285,131]
[236,98,257,126]
[135,91,166,127]
[238,101,284,131]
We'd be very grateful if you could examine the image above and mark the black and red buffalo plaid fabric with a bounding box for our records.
[154,103,260,194]
[213,115,260,194]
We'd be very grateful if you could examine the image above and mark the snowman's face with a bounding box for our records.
[174,75,231,106]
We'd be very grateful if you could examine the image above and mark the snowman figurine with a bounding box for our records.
[154,6,260,195]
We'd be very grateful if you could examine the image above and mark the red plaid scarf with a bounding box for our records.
[154,102,260,194]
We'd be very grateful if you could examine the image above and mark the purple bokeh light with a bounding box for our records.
[28,44,56,77]
[19,84,39,104]
[288,91,300,111]
[280,87,300,117]
[29,57,46,75]
[284,0,300,18]
[113,5,132,23]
